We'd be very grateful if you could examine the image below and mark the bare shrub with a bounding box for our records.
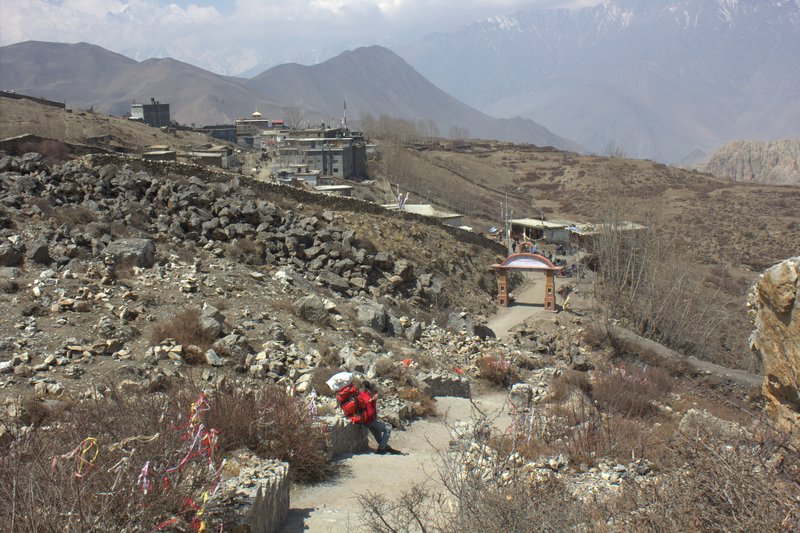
[609,425,800,531]
[0,278,19,294]
[38,139,69,164]
[52,205,97,229]
[29,197,54,218]
[360,407,592,532]
[308,366,339,396]
[477,355,519,387]
[591,365,671,418]
[590,161,724,362]
[315,341,340,367]
[546,369,592,403]
[0,389,211,531]
[582,323,610,348]
[226,238,265,265]
[232,386,330,483]
[0,384,333,531]
[149,307,215,352]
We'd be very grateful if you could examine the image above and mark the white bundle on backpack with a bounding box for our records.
[325,371,353,392]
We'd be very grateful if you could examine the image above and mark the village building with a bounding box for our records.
[314,185,353,197]
[183,145,239,169]
[275,126,367,180]
[141,149,176,162]
[510,218,574,244]
[384,203,464,228]
[198,124,237,144]
[130,98,171,127]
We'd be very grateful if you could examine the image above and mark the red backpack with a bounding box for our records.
[336,384,361,419]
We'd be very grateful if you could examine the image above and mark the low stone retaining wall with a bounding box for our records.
[206,452,289,533]
[420,373,472,398]
[323,416,370,459]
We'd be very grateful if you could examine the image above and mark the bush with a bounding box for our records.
[53,206,97,229]
[477,355,519,387]
[609,427,800,531]
[0,278,19,294]
[0,389,209,531]
[0,384,333,531]
[546,369,592,403]
[206,386,331,483]
[226,238,265,265]
[307,366,340,397]
[592,365,673,418]
[149,307,215,352]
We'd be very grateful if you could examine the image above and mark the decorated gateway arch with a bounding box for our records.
[491,243,562,311]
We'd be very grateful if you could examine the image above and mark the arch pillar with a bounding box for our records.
[544,270,556,311]
[497,270,509,307]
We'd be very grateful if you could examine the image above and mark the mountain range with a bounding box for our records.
[399,0,800,162]
[0,41,579,152]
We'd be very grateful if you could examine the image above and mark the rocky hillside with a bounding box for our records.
[705,139,800,185]
[0,149,504,404]
[1,149,798,532]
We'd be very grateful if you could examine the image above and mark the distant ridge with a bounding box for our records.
[247,46,582,151]
[399,0,800,162]
[0,41,582,151]
[704,139,800,185]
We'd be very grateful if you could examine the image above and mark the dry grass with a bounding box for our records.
[609,426,800,531]
[546,369,592,403]
[149,307,215,353]
[52,206,97,229]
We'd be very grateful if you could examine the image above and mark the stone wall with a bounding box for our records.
[323,416,370,459]
[749,256,800,448]
[206,453,290,533]
[420,372,472,398]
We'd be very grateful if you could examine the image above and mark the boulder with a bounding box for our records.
[200,304,226,338]
[357,301,387,332]
[27,239,51,264]
[293,295,330,323]
[205,349,223,367]
[104,238,155,268]
[317,270,350,293]
[749,256,800,447]
[0,242,23,267]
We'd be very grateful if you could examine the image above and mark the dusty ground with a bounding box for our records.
[282,392,509,533]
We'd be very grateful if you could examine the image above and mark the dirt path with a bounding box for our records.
[281,392,508,532]
[487,276,550,339]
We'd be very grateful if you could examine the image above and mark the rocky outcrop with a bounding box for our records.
[705,139,800,185]
[749,257,800,447]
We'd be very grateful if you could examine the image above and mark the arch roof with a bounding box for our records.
[491,252,561,271]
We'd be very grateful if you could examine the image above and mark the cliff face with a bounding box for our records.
[749,257,800,447]
[706,139,800,185]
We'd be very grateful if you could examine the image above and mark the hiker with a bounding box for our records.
[337,380,401,455]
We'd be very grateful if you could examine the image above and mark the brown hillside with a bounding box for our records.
[371,139,800,271]
[0,96,216,151]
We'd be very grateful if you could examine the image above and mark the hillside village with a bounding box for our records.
[0,94,798,531]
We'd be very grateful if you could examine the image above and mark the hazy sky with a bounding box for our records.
[0,0,601,75]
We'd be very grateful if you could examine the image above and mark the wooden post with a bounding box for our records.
[544,270,556,311]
